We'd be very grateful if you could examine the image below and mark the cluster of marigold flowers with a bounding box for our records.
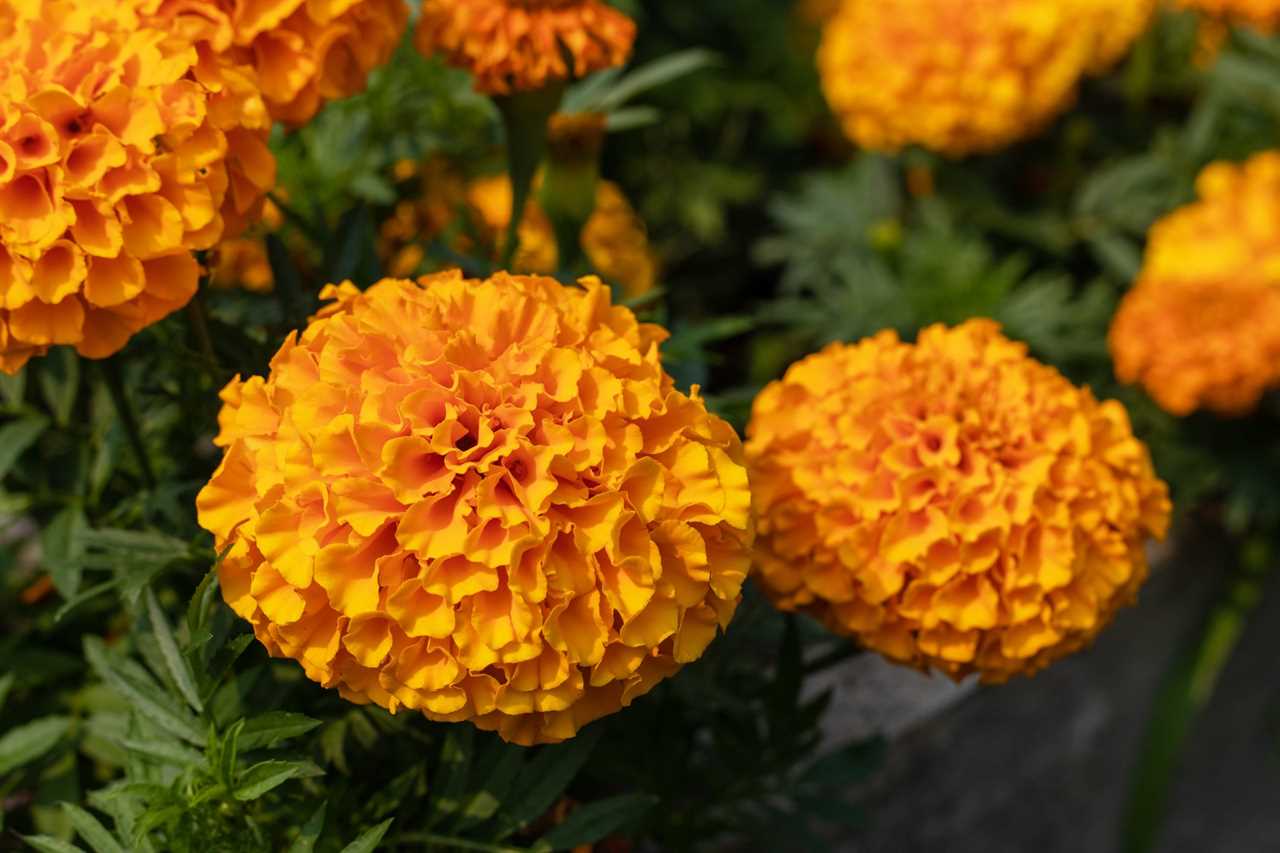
[5,0,1215,746]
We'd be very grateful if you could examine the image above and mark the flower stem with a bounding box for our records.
[493,84,566,271]
[186,295,219,371]
[98,357,156,489]
[1120,537,1272,853]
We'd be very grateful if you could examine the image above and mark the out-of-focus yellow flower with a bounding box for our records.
[1175,0,1280,31]
[151,0,408,126]
[414,0,637,94]
[1111,152,1280,416]
[0,0,274,375]
[381,168,659,301]
[817,0,1143,156]
[1087,0,1158,71]
[196,271,753,745]
[747,320,1171,682]
[210,198,284,293]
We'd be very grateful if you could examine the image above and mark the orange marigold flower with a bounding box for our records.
[817,0,1132,155]
[1111,152,1280,416]
[381,170,659,301]
[746,320,1171,682]
[414,0,637,95]
[150,0,408,126]
[196,271,753,745]
[1175,0,1280,31]
[0,0,274,375]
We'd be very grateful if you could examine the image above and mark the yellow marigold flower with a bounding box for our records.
[414,0,637,95]
[196,271,753,745]
[0,0,274,375]
[1111,152,1280,416]
[1175,0,1280,31]
[746,320,1171,682]
[151,0,408,126]
[818,0,1111,155]
[381,170,659,301]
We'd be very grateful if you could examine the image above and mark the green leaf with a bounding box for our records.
[42,505,88,599]
[115,738,204,768]
[22,835,82,853]
[219,719,245,791]
[429,726,474,824]
[83,637,203,746]
[185,562,222,642]
[0,369,26,410]
[285,802,327,853]
[338,818,394,853]
[143,588,203,712]
[0,415,49,481]
[237,712,323,751]
[0,672,15,711]
[234,759,324,801]
[533,794,657,852]
[62,804,125,853]
[500,727,602,834]
[0,716,70,776]
[38,347,80,427]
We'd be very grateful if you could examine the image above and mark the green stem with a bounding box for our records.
[98,358,156,489]
[1121,541,1272,853]
[186,295,219,371]
[493,84,566,271]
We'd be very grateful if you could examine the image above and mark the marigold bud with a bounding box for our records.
[1111,151,1280,416]
[747,320,1171,681]
[197,271,753,744]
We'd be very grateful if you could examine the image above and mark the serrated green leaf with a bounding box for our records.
[338,818,394,853]
[533,794,658,852]
[83,638,203,746]
[233,759,323,801]
[22,835,82,853]
[115,738,204,768]
[143,588,202,712]
[237,712,322,751]
[285,802,327,853]
[0,716,70,776]
[42,506,88,598]
[0,415,49,482]
[62,804,125,853]
[219,718,245,791]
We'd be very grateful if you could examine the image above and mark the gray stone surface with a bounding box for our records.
[817,529,1280,853]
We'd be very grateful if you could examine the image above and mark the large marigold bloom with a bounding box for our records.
[1111,152,1280,416]
[196,271,752,745]
[0,0,274,374]
[414,0,637,94]
[150,0,408,125]
[818,0,1108,155]
[747,321,1171,681]
[1175,0,1280,31]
